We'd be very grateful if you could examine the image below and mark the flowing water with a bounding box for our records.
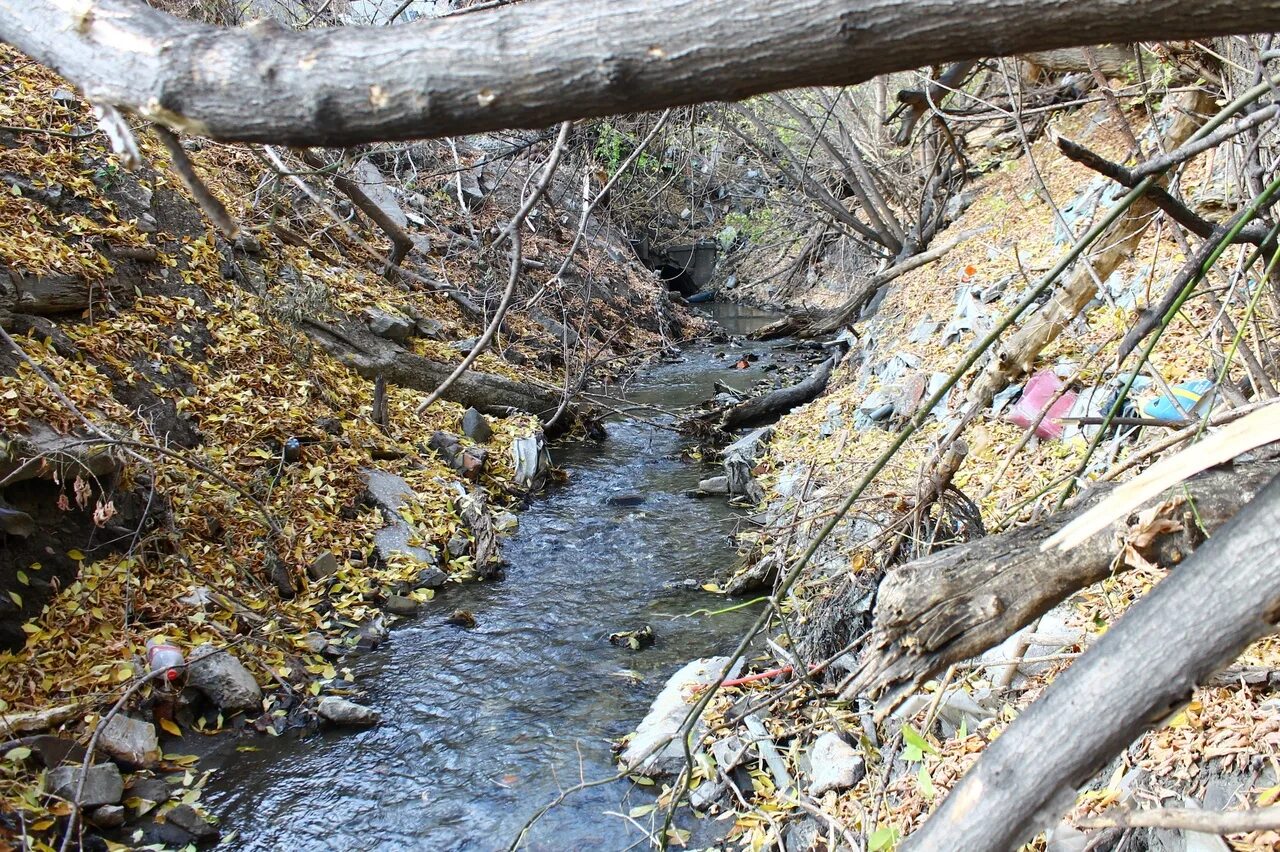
[199,304,787,851]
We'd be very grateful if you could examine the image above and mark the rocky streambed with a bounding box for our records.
[191,303,801,850]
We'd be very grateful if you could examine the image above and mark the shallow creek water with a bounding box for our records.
[199,304,787,850]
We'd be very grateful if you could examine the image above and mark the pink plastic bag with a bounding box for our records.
[1007,370,1078,439]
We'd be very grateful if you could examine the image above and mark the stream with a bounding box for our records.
[198,303,787,851]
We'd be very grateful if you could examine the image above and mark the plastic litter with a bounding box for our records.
[1144,379,1215,422]
[1006,370,1077,439]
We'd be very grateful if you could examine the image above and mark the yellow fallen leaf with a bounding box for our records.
[159,718,181,737]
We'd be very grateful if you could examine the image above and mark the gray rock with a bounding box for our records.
[125,777,175,804]
[451,336,479,353]
[807,732,865,796]
[689,778,725,812]
[711,734,749,771]
[620,657,742,777]
[697,476,729,495]
[414,566,448,589]
[492,511,518,534]
[46,763,123,808]
[363,469,439,567]
[317,696,381,727]
[446,531,470,558]
[414,317,445,339]
[606,493,645,507]
[88,804,126,828]
[187,644,262,714]
[97,714,160,768]
[384,594,418,616]
[364,308,414,342]
[308,552,340,581]
[165,803,219,842]
[461,407,493,443]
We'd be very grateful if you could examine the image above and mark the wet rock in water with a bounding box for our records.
[164,803,220,843]
[446,609,477,629]
[492,511,518,534]
[317,696,381,727]
[363,308,413,342]
[696,476,729,495]
[608,625,655,651]
[414,566,448,590]
[807,731,865,796]
[187,644,262,714]
[620,656,742,778]
[97,714,160,768]
[605,493,645,507]
[88,804,125,828]
[308,552,340,581]
[45,762,123,807]
[351,616,389,653]
[461,407,493,443]
[384,594,418,616]
[125,776,175,804]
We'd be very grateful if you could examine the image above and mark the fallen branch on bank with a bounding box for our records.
[1076,805,1280,834]
[842,459,1280,711]
[903,471,1280,850]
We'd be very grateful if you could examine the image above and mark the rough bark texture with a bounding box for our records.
[302,318,561,419]
[904,470,1280,852]
[2,1,1279,146]
[845,459,1280,710]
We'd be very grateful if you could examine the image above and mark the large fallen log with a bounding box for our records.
[903,469,1280,851]
[721,354,837,431]
[843,459,1280,710]
[302,317,562,420]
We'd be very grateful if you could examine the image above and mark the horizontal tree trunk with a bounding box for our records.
[2,1,1280,146]
[844,459,1280,710]
[721,355,837,431]
[302,318,562,419]
[904,470,1280,851]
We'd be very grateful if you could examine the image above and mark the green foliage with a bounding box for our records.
[594,122,660,178]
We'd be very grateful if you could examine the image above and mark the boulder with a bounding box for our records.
[461,407,493,443]
[362,468,439,567]
[97,714,160,768]
[363,308,413,342]
[807,732,865,796]
[45,762,123,808]
[620,657,741,778]
[124,776,175,804]
[317,696,381,727]
[187,644,262,714]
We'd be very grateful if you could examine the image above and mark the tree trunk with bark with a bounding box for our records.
[904,469,1280,851]
[2,0,1279,146]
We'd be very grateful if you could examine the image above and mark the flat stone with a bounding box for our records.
[308,552,340,581]
[461,407,493,443]
[620,657,741,778]
[363,469,438,567]
[384,594,418,616]
[187,644,262,714]
[97,714,160,769]
[45,762,123,808]
[697,476,729,495]
[808,732,865,797]
[88,804,125,828]
[317,696,381,727]
[165,803,219,842]
[364,308,413,342]
[124,776,175,804]
[413,566,447,590]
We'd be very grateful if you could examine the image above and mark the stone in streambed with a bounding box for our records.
[97,714,160,769]
[384,594,419,616]
[187,644,262,714]
[620,656,741,778]
[164,803,220,843]
[45,762,123,808]
[317,696,381,727]
[461,407,493,443]
[605,493,645,507]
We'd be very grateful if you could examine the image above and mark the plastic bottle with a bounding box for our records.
[145,637,186,688]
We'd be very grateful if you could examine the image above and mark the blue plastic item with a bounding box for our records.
[1143,379,1214,422]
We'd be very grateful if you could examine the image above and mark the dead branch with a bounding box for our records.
[1076,806,1280,834]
